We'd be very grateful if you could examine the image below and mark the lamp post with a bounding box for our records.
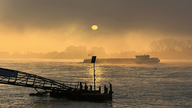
[91,56,96,91]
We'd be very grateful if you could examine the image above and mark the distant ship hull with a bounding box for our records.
[83,55,160,64]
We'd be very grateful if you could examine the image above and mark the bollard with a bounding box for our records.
[90,85,92,91]
[109,83,113,94]
[99,86,101,93]
[104,85,108,94]
[85,83,88,90]
[80,82,83,90]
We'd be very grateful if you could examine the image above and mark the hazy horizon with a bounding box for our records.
[1,0,192,55]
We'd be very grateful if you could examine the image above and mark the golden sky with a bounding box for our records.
[0,0,192,53]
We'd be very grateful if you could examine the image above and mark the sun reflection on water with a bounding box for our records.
[87,64,104,89]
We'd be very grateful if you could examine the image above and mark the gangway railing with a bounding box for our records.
[0,67,81,92]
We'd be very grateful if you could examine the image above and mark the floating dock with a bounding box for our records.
[0,67,113,101]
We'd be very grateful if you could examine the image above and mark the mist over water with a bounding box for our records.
[1,1,192,107]
[1,1,192,55]
[0,59,192,107]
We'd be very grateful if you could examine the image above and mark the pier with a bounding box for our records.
[0,67,113,101]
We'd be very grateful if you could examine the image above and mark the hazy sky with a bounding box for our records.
[0,0,192,53]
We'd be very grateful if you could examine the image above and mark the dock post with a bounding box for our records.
[80,82,83,90]
[109,83,113,94]
[90,85,92,91]
[99,86,101,93]
[85,83,88,90]
[104,85,108,94]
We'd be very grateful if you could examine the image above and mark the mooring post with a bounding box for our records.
[80,82,83,90]
[85,83,88,90]
[99,86,101,93]
[90,85,92,91]
[104,85,108,94]
[109,83,113,94]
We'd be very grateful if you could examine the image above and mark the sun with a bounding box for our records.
[91,25,98,30]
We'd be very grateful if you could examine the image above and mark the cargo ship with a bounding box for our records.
[83,55,160,64]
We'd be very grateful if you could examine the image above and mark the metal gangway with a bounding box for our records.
[0,67,80,93]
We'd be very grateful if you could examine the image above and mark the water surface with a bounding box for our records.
[0,59,192,107]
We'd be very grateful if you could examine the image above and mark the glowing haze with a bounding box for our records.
[0,0,192,54]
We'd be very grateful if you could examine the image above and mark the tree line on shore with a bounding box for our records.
[1,38,192,60]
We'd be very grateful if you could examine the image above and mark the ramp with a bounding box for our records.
[0,68,79,92]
